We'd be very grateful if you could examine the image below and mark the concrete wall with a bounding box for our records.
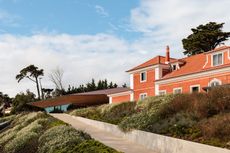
[73,116,230,153]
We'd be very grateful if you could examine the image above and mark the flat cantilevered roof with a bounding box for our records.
[29,87,132,108]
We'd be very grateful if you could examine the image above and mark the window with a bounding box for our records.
[210,81,220,87]
[139,93,147,100]
[173,88,182,94]
[159,90,166,96]
[172,64,177,71]
[190,85,200,93]
[213,53,223,66]
[209,79,222,87]
[140,72,147,82]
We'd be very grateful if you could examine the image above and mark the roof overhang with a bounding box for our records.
[29,88,132,108]
[204,46,230,54]
[156,65,230,85]
[29,94,109,108]
[126,64,169,74]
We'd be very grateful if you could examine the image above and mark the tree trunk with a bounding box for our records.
[35,77,41,100]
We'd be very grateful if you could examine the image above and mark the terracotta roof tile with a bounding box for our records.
[161,46,230,80]
[126,46,230,79]
[126,56,177,72]
[162,53,206,79]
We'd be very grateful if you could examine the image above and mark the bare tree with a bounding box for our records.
[49,67,64,91]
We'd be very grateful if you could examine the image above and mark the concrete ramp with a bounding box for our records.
[50,113,156,153]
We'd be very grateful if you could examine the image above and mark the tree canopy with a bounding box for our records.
[182,22,230,56]
[16,65,44,100]
[0,92,12,116]
[11,90,42,113]
[62,79,118,95]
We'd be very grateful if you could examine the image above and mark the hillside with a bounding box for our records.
[0,112,121,153]
[70,87,230,149]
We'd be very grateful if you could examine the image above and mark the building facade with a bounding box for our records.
[110,46,230,103]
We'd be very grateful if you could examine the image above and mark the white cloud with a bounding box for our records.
[1,0,230,97]
[95,5,109,17]
[130,0,230,55]
[0,33,152,97]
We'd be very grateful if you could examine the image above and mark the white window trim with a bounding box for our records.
[208,78,222,87]
[172,64,177,70]
[211,52,224,67]
[228,48,230,60]
[203,55,209,68]
[173,87,183,94]
[139,93,147,100]
[109,97,113,104]
[140,71,147,83]
[159,90,166,95]
[190,85,201,93]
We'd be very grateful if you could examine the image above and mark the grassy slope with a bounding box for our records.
[0,112,121,153]
[70,87,230,149]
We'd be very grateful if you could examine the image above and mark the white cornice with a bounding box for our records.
[127,64,170,74]
[127,65,158,74]
[228,48,230,60]
[107,91,133,97]
[156,66,230,85]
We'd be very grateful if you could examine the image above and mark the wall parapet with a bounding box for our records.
[73,116,230,153]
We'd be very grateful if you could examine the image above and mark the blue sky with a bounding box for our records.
[0,0,140,39]
[0,0,230,96]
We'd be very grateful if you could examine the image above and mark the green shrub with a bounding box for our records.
[3,118,48,153]
[0,115,16,123]
[155,113,200,138]
[38,125,91,153]
[100,102,137,124]
[136,95,174,112]
[47,118,68,128]
[199,113,230,140]
[0,112,47,147]
[158,94,195,118]
[159,87,230,120]
[71,102,137,124]
[11,90,45,114]
[206,87,230,115]
[1,112,120,153]
[119,95,174,132]
[71,87,230,149]
[70,107,102,120]
[118,110,156,132]
[4,131,38,153]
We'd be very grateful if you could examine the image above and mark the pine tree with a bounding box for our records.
[183,22,230,56]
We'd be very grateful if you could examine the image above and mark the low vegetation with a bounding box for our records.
[0,112,121,153]
[71,87,230,149]
[70,102,136,124]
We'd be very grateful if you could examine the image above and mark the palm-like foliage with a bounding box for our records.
[16,65,44,100]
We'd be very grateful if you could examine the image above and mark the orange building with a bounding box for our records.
[110,45,230,103]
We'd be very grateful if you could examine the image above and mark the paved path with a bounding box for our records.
[50,113,156,153]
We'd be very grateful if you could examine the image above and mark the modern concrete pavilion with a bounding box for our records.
[29,87,132,112]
